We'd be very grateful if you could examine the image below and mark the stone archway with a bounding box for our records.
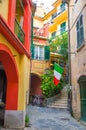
[78,75,86,122]
[0,44,19,126]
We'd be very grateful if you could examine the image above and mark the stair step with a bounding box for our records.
[47,105,68,109]
[52,103,67,106]
[46,86,69,109]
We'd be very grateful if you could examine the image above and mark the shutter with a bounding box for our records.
[76,21,79,47]
[44,46,50,60]
[60,22,66,34]
[31,43,34,59]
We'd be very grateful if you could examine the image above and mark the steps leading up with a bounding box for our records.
[47,87,68,109]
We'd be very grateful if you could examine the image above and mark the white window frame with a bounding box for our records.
[34,45,44,60]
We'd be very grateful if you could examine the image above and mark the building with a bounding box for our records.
[30,3,50,100]
[49,0,68,38]
[67,0,86,122]
[0,0,35,128]
[48,0,68,73]
[30,0,68,102]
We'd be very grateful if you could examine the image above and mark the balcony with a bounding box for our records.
[14,19,25,44]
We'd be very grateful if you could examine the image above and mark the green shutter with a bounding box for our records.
[60,22,66,34]
[31,43,34,59]
[44,46,50,60]
[60,3,65,12]
[76,15,84,48]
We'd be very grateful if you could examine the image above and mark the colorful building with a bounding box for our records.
[0,0,35,128]
[30,0,68,101]
[49,0,68,37]
[65,0,86,123]
[30,4,50,98]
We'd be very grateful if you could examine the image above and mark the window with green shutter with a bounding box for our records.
[44,46,50,60]
[51,31,56,38]
[60,3,65,12]
[60,22,66,34]
[34,45,44,60]
[76,15,84,48]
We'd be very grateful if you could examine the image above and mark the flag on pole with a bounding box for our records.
[54,63,64,86]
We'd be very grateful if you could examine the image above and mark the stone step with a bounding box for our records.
[47,105,68,109]
[55,98,68,101]
[52,103,67,106]
[51,104,67,107]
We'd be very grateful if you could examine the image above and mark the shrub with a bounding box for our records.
[41,70,65,98]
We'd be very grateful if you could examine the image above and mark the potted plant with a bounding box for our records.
[25,115,30,127]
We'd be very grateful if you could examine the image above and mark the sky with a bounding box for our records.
[32,0,54,10]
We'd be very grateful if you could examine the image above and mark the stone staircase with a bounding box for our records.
[47,86,68,109]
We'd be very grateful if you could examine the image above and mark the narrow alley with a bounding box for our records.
[25,105,86,130]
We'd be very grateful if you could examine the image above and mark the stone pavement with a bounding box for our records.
[25,105,86,130]
[0,105,86,130]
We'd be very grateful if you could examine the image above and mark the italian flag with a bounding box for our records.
[54,63,63,86]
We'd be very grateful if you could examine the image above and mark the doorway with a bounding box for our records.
[78,75,86,122]
[0,63,7,126]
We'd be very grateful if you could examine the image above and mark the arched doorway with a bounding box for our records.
[78,75,86,122]
[30,73,43,105]
[0,63,7,126]
[0,44,18,126]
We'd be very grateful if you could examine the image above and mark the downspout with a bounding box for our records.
[29,3,36,103]
[67,2,73,115]
[62,0,72,114]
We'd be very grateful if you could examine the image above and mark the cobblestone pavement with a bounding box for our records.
[0,105,86,130]
[25,105,86,130]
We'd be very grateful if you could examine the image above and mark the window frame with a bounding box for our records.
[60,22,66,34]
[76,15,84,48]
[34,45,44,60]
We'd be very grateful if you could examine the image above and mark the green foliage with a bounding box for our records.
[49,32,68,61]
[41,70,65,98]
[25,115,30,123]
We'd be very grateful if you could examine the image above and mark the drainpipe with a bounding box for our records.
[29,3,36,103]
[62,0,72,114]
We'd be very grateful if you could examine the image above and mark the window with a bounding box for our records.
[76,15,84,48]
[60,3,65,12]
[60,22,66,34]
[52,12,57,19]
[51,31,56,38]
[34,46,44,60]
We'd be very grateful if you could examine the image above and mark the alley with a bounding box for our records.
[25,105,86,130]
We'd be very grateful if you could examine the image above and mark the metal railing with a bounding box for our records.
[51,7,66,20]
[14,19,25,43]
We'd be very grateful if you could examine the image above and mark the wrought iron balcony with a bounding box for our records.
[14,19,25,44]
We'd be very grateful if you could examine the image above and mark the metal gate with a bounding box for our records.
[78,76,86,122]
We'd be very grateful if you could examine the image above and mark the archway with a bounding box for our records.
[30,73,43,105]
[78,75,86,122]
[0,44,19,126]
[0,66,7,126]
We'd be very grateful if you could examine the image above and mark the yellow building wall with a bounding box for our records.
[0,0,9,21]
[0,34,30,110]
[31,60,50,76]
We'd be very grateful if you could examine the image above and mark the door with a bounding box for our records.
[80,82,86,122]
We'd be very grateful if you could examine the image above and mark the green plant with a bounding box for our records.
[25,115,30,123]
[41,70,64,98]
[49,32,68,61]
